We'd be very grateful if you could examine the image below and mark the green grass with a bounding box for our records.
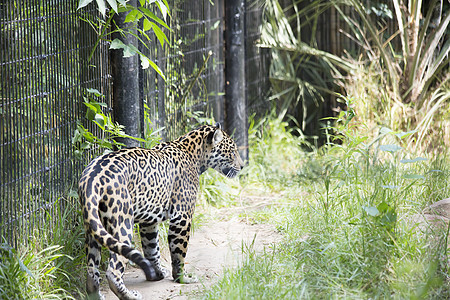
[0,197,86,299]
[202,117,450,299]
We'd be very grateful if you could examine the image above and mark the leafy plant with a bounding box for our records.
[259,0,450,152]
[77,0,170,78]
[72,88,161,158]
[332,0,449,150]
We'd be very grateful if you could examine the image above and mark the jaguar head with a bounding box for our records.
[200,123,244,178]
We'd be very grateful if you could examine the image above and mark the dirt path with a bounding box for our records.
[102,212,282,299]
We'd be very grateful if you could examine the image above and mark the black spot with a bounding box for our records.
[90,220,98,231]
[173,238,183,245]
[99,202,107,213]
[100,159,110,166]
[145,231,158,240]
[147,242,157,248]
[106,186,113,195]
[116,261,124,272]
[124,219,131,230]
[121,227,127,236]
[173,247,183,255]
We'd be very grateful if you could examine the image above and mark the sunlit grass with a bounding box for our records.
[202,116,450,299]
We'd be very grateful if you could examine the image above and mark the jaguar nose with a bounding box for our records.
[236,150,245,169]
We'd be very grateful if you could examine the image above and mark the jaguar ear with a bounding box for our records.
[213,129,223,145]
[215,122,222,130]
[207,128,223,145]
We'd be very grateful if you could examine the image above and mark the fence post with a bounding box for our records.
[225,0,248,162]
[110,0,141,147]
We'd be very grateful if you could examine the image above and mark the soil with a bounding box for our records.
[102,205,282,300]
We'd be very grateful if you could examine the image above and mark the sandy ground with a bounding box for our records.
[101,214,282,300]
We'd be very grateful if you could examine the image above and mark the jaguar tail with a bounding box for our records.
[80,190,159,281]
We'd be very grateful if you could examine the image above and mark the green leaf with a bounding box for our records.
[77,0,94,10]
[151,21,167,46]
[139,7,170,30]
[122,44,138,57]
[86,109,96,121]
[110,39,137,57]
[211,20,220,30]
[379,144,402,153]
[124,9,143,23]
[95,0,107,16]
[400,157,427,164]
[81,142,91,149]
[143,18,152,31]
[117,3,133,12]
[84,102,101,113]
[94,114,105,129]
[83,132,94,142]
[110,38,125,49]
[395,130,417,139]
[362,205,379,217]
[377,201,389,213]
[86,88,103,97]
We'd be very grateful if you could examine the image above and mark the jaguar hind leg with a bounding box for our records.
[140,223,169,280]
[105,207,143,300]
[106,253,142,300]
[85,233,105,300]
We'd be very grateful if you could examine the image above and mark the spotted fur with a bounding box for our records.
[78,123,244,300]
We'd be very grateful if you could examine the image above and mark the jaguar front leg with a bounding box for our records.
[168,215,198,284]
[139,223,168,280]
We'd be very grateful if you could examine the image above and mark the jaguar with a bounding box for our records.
[78,123,244,300]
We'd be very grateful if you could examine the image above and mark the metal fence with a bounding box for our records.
[142,0,226,141]
[0,0,269,247]
[0,0,112,247]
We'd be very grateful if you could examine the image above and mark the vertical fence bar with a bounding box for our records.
[225,0,248,162]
